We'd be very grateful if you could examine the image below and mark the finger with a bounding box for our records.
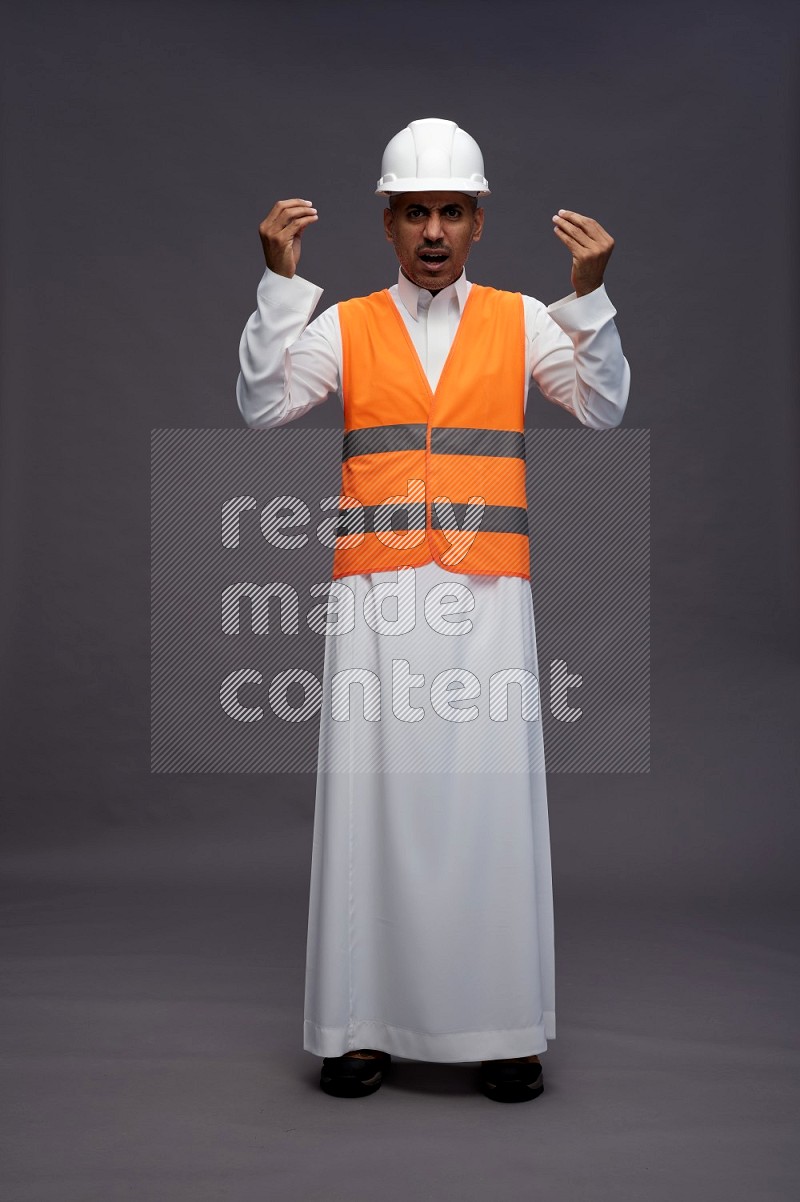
[279,213,319,236]
[268,205,318,231]
[285,214,319,236]
[278,201,317,217]
[554,210,605,233]
[554,209,612,243]
[552,220,592,251]
[552,225,580,250]
[261,201,317,229]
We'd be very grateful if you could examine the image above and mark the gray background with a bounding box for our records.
[1,0,798,1198]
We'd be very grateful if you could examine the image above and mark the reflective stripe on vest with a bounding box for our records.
[334,284,530,579]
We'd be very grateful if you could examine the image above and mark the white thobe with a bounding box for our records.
[236,264,630,1062]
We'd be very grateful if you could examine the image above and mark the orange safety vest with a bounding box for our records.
[333,283,530,580]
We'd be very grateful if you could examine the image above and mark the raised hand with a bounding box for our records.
[551,209,615,297]
[258,199,319,278]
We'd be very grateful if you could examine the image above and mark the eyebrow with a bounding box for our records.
[401,202,466,213]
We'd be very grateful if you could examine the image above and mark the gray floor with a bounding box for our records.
[2,651,798,1199]
[2,839,798,1196]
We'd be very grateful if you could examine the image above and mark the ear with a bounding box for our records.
[471,206,485,243]
[383,206,394,243]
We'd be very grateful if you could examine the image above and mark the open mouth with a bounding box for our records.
[418,251,450,271]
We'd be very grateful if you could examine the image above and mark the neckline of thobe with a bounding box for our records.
[385,270,479,401]
[396,266,471,322]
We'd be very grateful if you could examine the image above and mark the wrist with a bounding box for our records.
[264,262,294,280]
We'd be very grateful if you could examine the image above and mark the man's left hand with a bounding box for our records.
[552,210,615,297]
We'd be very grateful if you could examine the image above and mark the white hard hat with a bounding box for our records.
[375,118,490,196]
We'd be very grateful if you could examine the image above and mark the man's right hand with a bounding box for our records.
[258,199,318,278]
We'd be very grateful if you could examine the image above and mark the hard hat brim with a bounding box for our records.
[376,177,490,196]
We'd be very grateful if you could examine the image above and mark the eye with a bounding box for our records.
[444,207,462,218]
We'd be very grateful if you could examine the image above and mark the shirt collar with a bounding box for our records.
[396,266,470,320]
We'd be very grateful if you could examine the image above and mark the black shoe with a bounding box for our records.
[478,1056,544,1103]
[320,1050,392,1098]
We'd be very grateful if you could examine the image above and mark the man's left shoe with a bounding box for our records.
[478,1055,544,1103]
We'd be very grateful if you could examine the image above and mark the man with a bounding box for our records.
[236,118,630,1103]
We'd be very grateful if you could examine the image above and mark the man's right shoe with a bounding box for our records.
[320,1049,392,1098]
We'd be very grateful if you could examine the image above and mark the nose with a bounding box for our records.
[423,211,444,241]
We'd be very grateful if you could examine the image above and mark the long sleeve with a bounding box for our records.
[235,267,340,429]
[524,283,631,429]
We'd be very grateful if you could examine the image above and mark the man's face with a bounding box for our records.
[383,191,484,293]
